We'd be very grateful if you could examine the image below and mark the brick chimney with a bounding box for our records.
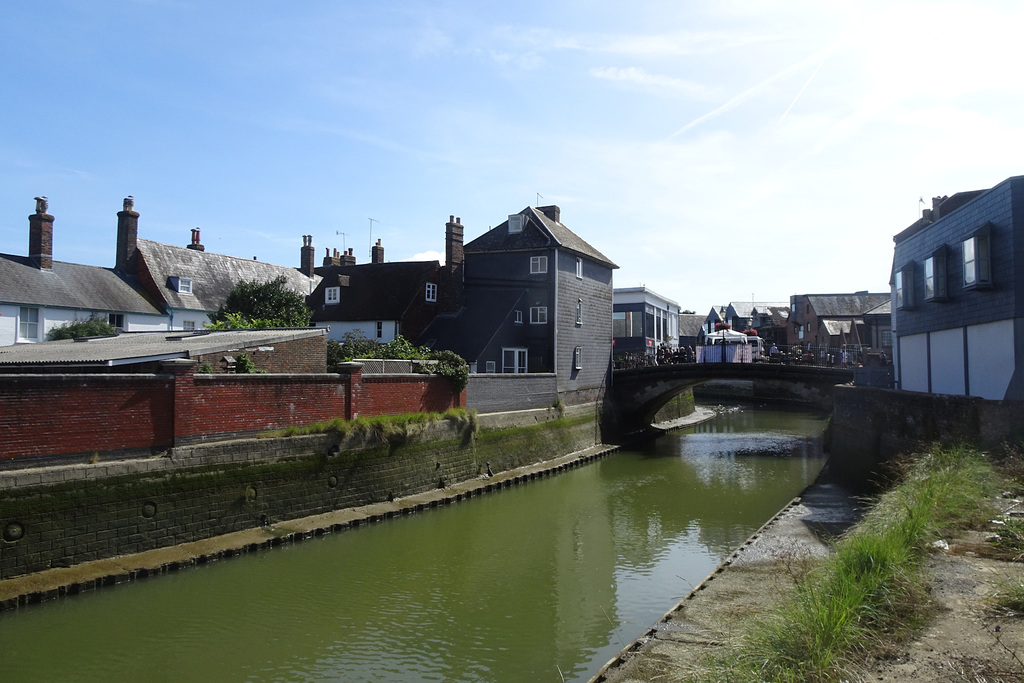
[322,247,339,267]
[341,247,356,266]
[441,214,465,312]
[115,196,139,274]
[445,215,464,267]
[28,196,54,270]
[300,234,315,276]
[187,227,205,252]
[538,205,560,223]
[371,239,384,264]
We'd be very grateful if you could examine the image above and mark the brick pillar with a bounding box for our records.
[163,358,197,446]
[336,361,363,420]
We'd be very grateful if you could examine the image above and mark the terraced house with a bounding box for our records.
[891,174,1024,400]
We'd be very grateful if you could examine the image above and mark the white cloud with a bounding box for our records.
[589,67,718,100]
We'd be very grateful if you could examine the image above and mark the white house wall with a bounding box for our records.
[929,327,965,396]
[0,305,168,346]
[315,320,399,343]
[966,319,1014,400]
[898,333,929,393]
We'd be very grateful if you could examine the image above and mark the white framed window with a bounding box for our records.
[573,346,583,370]
[169,276,193,294]
[182,320,196,331]
[502,347,528,373]
[18,307,39,341]
[575,298,583,325]
[530,255,547,274]
[575,257,583,279]
[425,282,437,302]
[530,306,547,324]
[325,287,341,305]
[514,310,523,324]
[924,247,947,301]
[895,263,914,309]
[485,360,496,373]
[376,321,383,338]
[962,226,992,289]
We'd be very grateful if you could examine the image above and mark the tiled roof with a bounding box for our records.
[418,288,525,361]
[310,261,439,322]
[806,293,889,317]
[464,207,617,268]
[0,328,324,367]
[0,253,163,315]
[137,239,318,314]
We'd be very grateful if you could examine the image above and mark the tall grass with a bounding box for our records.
[719,445,998,682]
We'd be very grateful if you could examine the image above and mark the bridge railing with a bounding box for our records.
[614,344,888,370]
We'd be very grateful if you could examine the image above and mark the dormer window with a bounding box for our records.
[170,276,193,294]
[895,263,914,309]
[924,246,947,301]
[325,287,341,305]
[508,214,523,234]
[425,282,437,302]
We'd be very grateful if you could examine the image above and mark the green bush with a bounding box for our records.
[46,316,117,341]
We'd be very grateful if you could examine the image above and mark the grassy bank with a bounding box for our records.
[706,444,1014,682]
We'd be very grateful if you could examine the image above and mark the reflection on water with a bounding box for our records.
[0,403,826,682]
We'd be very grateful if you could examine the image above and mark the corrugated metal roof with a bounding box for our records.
[0,254,164,315]
[137,239,319,314]
[0,328,324,366]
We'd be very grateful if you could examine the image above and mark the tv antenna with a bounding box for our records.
[335,231,347,249]
[368,218,377,253]
[536,193,543,207]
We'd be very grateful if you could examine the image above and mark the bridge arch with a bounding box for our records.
[605,364,853,436]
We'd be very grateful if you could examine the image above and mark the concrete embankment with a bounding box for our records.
[590,478,861,682]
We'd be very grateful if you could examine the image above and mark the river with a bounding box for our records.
[0,403,827,682]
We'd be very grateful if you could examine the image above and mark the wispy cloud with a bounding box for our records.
[590,66,718,100]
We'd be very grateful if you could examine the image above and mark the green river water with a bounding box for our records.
[0,404,827,682]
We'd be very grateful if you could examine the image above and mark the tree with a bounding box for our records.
[47,316,117,341]
[208,276,312,329]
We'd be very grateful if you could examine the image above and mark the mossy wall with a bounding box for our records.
[0,413,601,580]
[651,389,695,424]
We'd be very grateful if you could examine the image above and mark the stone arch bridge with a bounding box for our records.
[606,363,854,435]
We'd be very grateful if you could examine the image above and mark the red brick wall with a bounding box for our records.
[192,335,327,374]
[0,365,463,462]
[0,375,175,462]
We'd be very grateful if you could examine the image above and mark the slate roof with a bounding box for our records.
[821,319,855,336]
[864,300,892,316]
[754,304,790,326]
[464,207,617,268]
[310,261,439,322]
[137,239,318,314]
[0,253,163,315]
[730,301,788,320]
[0,328,324,367]
[805,293,889,317]
[677,313,706,338]
[418,288,525,361]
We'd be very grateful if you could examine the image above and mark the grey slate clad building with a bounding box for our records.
[891,175,1024,400]
[424,205,617,405]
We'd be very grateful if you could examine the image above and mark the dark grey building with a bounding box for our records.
[891,175,1023,400]
[422,205,617,406]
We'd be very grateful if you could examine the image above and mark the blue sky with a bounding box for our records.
[2,1,1023,313]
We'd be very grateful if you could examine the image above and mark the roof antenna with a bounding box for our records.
[368,218,377,256]
[536,193,543,207]
[335,230,347,250]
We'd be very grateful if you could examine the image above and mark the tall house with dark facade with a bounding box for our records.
[424,206,616,405]
[890,175,1024,400]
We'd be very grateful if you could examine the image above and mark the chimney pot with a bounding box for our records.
[28,197,54,269]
